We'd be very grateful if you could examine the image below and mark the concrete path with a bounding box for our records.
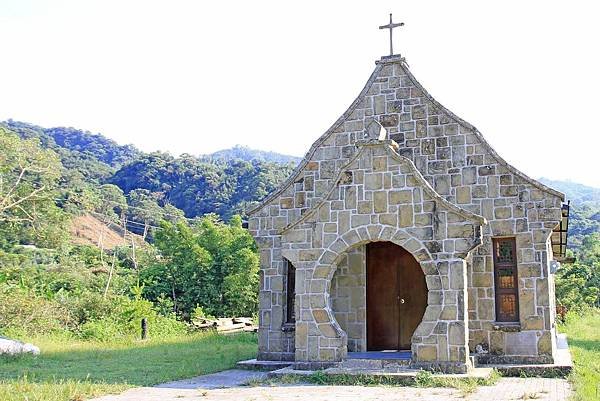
[91,370,571,401]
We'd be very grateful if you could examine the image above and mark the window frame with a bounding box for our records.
[284,259,296,324]
[492,237,520,323]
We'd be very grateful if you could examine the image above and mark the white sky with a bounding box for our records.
[1,1,599,187]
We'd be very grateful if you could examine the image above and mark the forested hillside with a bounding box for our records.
[202,144,301,164]
[0,123,270,343]
[0,120,297,343]
[1,120,296,224]
[539,177,600,250]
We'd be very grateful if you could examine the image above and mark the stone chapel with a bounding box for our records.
[247,25,568,373]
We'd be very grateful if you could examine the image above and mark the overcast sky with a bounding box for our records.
[1,1,599,187]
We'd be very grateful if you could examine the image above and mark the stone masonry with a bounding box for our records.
[247,54,565,372]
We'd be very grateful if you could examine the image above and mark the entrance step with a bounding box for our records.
[339,358,411,370]
[268,365,495,385]
[236,359,293,371]
[342,351,412,369]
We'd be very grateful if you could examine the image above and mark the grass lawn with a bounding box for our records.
[0,332,257,401]
[559,309,600,401]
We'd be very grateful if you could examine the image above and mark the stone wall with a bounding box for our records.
[248,54,565,366]
[330,247,366,352]
[276,141,484,372]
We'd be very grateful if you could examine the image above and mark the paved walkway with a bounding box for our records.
[91,369,571,401]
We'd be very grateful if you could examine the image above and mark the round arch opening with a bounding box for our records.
[329,241,427,353]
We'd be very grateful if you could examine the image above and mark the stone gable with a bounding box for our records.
[248,55,565,370]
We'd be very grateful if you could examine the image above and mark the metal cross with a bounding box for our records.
[379,13,404,56]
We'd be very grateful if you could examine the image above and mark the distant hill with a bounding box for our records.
[203,145,301,165]
[539,178,600,208]
[1,120,141,182]
[2,120,141,168]
[1,121,296,221]
[539,177,600,251]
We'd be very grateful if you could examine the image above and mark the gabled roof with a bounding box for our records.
[249,55,564,217]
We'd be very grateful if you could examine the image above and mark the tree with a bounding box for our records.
[0,127,69,249]
[556,233,600,309]
[126,189,164,239]
[97,184,127,224]
[143,215,259,318]
[0,127,62,223]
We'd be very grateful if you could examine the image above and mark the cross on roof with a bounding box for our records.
[379,13,404,56]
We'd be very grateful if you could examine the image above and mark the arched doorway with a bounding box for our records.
[366,242,427,351]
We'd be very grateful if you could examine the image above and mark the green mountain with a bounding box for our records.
[203,145,301,165]
[0,120,296,222]
[539,177,600,251]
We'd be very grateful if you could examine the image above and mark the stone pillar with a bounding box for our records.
[411,258,470,373]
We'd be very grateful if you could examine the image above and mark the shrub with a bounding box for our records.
[77,296,187,341]
[0,287,74,337]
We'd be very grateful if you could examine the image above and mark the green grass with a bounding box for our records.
[559,309,600,401]
[253,369,501,398]
[0,332,257,401]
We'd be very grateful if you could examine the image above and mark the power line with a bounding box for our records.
[87,210,164,231]
[53,195,200,223]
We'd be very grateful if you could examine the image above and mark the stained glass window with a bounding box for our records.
[285,259,296,324]
[493,238,519,322]
[496,240,514,263]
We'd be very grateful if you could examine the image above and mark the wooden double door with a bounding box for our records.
[366,242,428,351]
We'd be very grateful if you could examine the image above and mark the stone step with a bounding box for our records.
[236,359,293,371]
[268,366,494,385]
[338,358,411,370]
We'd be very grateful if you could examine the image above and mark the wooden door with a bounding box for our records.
[366,242,427,351]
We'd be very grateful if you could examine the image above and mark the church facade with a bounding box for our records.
[247,54,566,373]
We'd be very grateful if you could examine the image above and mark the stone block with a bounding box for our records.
[421,139,435,155]
[505,332,537,356]
[412,105,426,119]
[312,309,329,323]
[351,214,370,228]
[434,175,450,195]
[374,95,386,115]
[398,204,414,227]
[449,262,466,290]
[477,298,494,320]
[358,201,372,214]
[365,173,383,190]
[389,190,413,204]
[447,224,474,239]
[478,165,495,176]
[379,213,397,226]
[490,220,515,236]
[449,322,466,345]
[522,316,544,330]
[280,198,293,209]
[456,186,471,204]
[418,345,438,361]
[472,272,492,288]
[373,191,387,213]
[440,306,457,320]
[414,213,432,226]
[494,207,512,219]
[380,114,398,127]
[462,166,477,185]
[538,331,553,355]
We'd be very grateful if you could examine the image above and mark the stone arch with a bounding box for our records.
[309,224,442,361]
